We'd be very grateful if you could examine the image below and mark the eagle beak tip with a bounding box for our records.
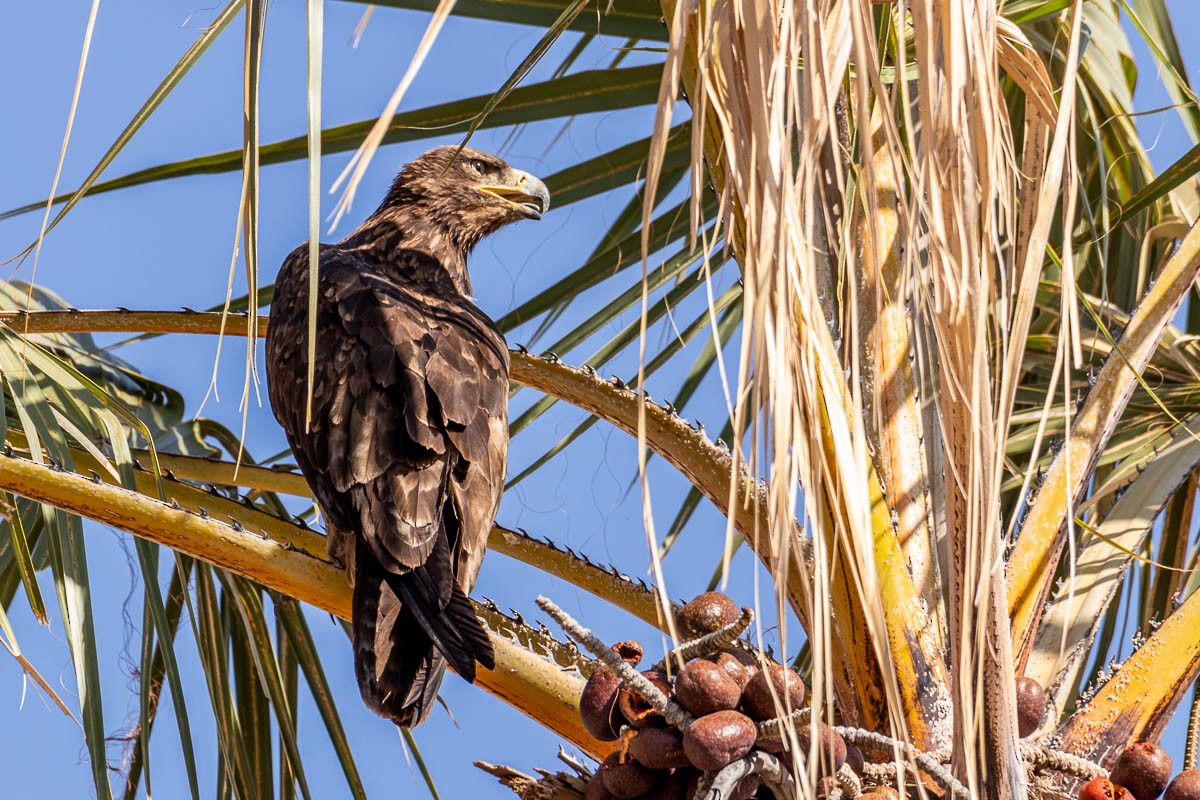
[520,175,550,221]
[480,171,551,220]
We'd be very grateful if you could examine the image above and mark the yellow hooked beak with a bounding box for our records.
[478,170,551,220]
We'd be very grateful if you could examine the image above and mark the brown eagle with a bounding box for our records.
[265,146,549,726]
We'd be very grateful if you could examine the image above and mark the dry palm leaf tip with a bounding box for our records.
[506,592,1199,800]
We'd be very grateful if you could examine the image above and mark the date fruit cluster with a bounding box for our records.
[581,593,850,800]
[1079,743,1199,800]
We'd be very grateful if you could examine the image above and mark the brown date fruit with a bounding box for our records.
[585,771,619,800]
[1014,676,1046,738]
[618,669,672,728]
[1080,777,1133,800]
[859,788,903,800]
[772,723,847,776]
[628,726,690,770]
[639,771,690,800]
[677,592,740,637]
[598,752,657,800]
[1165,771,1200,800]
[580,669,624,741]
[810,724,848,774]
[1110,742,1172,800]
[674,659,742,716]
[708,652,752,690]
[682,710,757,771]
[845,744,865,776]
[741,663,807,721]
[579,641,642,741]
[755,720,787,754]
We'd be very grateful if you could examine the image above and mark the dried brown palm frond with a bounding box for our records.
[638,1,1200,798]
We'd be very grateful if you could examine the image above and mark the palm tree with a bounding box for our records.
[1,0,1199,798]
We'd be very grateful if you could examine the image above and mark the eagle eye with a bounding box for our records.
[467,159,487,176]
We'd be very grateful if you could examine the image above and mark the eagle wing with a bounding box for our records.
[265,243,506,724]
[329,251,509,588]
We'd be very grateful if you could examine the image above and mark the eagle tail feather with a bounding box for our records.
[394,579,493,682]
[443,584,495,672]
[351,538,493,728]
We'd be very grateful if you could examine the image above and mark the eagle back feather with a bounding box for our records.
[268,244,507,584]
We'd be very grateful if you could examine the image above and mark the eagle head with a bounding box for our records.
[379,145,551,248]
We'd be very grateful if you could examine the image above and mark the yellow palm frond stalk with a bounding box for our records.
[0,449,605,756]
[1007,219,1200,663]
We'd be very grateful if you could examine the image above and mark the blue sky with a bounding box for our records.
[0,1,1196,798]
[0,3,742,797]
